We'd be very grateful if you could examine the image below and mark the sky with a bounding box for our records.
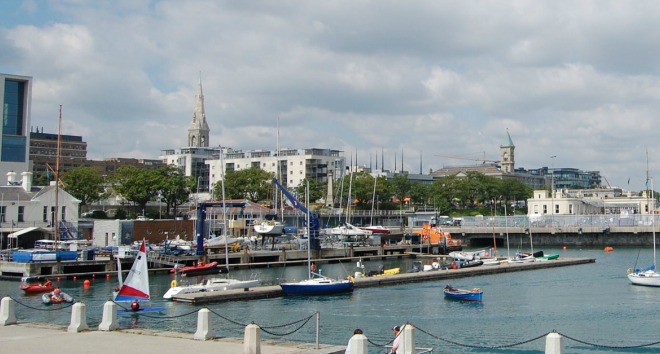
[2,0,660,191]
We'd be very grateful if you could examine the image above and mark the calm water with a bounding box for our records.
[1,247,659,353]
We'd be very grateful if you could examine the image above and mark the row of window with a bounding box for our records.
[0,205,66,223]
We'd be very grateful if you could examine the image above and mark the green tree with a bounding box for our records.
[156,165,196,218]
[390,173,412,210]
[219,168,274,202]
[61,166,107,212]
[112,166,161,213]
[295,178,324,204]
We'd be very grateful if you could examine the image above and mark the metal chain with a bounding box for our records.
[557,330,660,349]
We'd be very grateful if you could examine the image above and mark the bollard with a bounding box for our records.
[348,333,368,354]
[0,297,17,325]
[400,323,416,354]
[243,323,261,354]
[98,301,118,331]
[193,308,212,340]
[68,302,89,333]
[545,332,564,354]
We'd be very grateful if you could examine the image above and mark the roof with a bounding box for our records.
[8,227,48,239]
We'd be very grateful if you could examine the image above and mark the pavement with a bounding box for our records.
[0,322,345,354]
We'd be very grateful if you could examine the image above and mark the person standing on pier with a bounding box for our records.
[390,325,401,354]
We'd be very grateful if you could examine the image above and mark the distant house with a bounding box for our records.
[0,171,80,249]
[527,188,652,216]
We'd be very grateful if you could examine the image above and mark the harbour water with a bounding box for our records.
[1,247,659,353]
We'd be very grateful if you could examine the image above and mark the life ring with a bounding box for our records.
[171,280,177,287]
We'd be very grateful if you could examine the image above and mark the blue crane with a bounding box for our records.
[271,178,321,250]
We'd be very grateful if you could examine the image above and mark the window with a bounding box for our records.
[569,204,573,214]
[43,206,48,222]
[18,206,24,222]
[61,206,66,221]
[555,204,559,214]
[543,205,547,214]
[0,206,5,222]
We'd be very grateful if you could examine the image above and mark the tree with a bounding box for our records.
[390,173,412,210]
[61,166,107,211]
[219,168,274,202]
[112,166,161,214]
[156,165,196,218]
[295,178,324,204]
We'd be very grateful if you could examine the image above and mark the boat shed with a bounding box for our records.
[7,227,51,249]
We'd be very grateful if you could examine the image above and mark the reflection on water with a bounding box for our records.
[1,248,659,353]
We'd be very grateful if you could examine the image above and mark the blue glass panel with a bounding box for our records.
[1,135,26,162]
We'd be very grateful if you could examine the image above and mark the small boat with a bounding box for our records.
[253,220,285,235]
[20,282,54,294]
[114,240,166,313]
[443,285,483,302]
[359,225,391,234]
[448,250,486,262]
[163,276,260,299]
[450,260,484,269]
[177,261,223,277]
[42,289,73,304]
[536,253,559,261]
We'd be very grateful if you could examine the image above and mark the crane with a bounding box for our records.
[434,152,500,165]
[271,178,321,250]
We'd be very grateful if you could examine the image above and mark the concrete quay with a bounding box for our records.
[173,257,595,304]
[0,322,345,354]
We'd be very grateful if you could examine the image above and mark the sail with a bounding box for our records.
[114,240,150,302]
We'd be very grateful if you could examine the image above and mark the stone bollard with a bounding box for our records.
[400,324,416,354]
[98,301,118,331]
[68,302,89,333]
[347,333,368,354]
[243,323,261,354]
[194,308,212,340]
[545,332,564,354]
[0,297,17,325]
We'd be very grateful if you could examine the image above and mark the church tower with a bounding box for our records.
[188,76,210,147]
[500,129,515,173]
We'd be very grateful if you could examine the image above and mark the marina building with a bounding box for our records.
[527,188,653,216]
[29,129,87,182]
[0,73,32,180]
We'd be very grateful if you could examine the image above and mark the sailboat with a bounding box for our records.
[164,152,260,299]
[627,173,660,286]
[114,240,165,313]
[279,181,354,296]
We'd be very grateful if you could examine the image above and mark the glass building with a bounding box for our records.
[0,73,32,180]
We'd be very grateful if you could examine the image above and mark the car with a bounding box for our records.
[135,216,151,221]
[82,210,107,219]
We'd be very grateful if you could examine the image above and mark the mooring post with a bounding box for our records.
[401,323,416,354]
[316,311,320,349]
[545,332,564,354]
[194,308,212,340]
[0,297,16,325]
[244,323,261,354]
[98,301,118,331]
[348,333,368,354]
[68,302,89,333]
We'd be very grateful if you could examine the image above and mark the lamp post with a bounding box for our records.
[550,155,557,225]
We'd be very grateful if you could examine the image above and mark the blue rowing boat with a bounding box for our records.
[443,285,483,302]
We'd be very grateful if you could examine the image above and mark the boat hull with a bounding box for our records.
[163,278,261,299]
[443,286,483,302]
[628,271,660,287]
[20,284,54,294]
[42,292,74,304]
[178,261,222,277]
[280,279,354,296]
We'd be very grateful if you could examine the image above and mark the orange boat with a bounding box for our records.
[20,282,55,294]
[604,246,614,252]
[413,224,462,254]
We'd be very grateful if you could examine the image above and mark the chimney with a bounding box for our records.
[6,171,16,185]
[21,171,32,192]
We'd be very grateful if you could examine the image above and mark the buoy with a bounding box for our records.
[57,277,61,281]
[73,276,77,281]
[562,246,567,250]
[92,274,96,278]
[106,274,111,279]
[604,246,614,252]
[83,279,91,287]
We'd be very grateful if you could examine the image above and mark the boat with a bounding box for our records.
[628,170,660,286]
[536,253,560,261]
[177,261,223,277]
[20,281,54,294]
[443,285,483,302]
[325,222,373,239]
[450,260,483,269]
[42,289,73,304]
[278,180,353,296]
[448,250,486,262]
[360,225,391,234]
[254,220,285,235]
[163,276,260,299]
[114,240,165,313]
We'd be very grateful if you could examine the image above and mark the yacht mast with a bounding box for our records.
[54,105,62,250]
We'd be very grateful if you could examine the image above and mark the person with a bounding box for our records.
[310,262,317,273]
[345,328,363,354]
[390,325,401,354]
[44,279,52,287]
[50,288,63,302]
[131,300,140,311]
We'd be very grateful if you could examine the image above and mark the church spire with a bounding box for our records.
[188,73,210,147]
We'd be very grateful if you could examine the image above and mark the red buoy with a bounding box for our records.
[83,279,91,287]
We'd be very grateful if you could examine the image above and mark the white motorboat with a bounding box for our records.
[325,223,373,237]
[163,277,260,299]
[254,220,285,235]
[448,250,487,262]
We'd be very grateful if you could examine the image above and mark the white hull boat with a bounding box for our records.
[163,277,260,299]
[254,220,285,235]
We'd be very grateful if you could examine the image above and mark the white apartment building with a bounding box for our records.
[527,188,654,216]
[207,148,346,190]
